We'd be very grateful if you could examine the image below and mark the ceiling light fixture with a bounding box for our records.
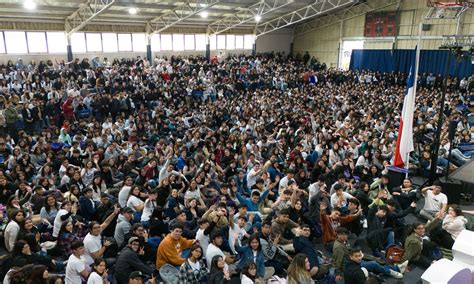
[201,11,208,18]
[128,7,138,15]
[24,0,37,10]
[255,15,262,22]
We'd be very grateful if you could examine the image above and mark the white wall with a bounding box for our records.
[256,28,293,54]
[0,50,255,64]
[293,0,474,68]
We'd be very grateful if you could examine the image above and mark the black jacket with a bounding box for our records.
[114,246,154,284]
[343,259,366,284]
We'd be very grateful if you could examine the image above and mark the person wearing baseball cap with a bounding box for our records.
[114,236,154,284]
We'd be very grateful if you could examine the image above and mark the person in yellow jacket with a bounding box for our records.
[156,223,197,269]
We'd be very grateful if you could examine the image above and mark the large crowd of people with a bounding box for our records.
[0,51,472,284]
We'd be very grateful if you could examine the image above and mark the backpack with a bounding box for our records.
[385,244,405,264]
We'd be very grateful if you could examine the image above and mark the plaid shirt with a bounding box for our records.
[178,258,208,284]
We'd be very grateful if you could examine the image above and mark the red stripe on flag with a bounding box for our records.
[394,118,404,167]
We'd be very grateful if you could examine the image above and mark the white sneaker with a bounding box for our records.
[397,260,409,274]
[390,269,403,279]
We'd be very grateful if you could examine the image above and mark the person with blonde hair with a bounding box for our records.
[287,253,314,284]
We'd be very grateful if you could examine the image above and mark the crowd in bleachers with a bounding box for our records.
[0,52,473,284]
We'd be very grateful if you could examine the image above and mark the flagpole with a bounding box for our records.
[405,23,422,178]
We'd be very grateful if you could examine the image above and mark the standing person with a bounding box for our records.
[87,258,109,284]
[286,253,314,284]
[178,244,208,283]
[65,241,90,284]
[156,223,196,269]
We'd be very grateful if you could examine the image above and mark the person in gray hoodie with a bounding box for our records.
[114,206,134,248]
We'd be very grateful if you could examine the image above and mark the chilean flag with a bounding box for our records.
[394,55,416,168]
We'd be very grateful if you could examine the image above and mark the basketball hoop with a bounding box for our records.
[426,0,473,19]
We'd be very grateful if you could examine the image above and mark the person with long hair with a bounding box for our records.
[241,262,258,284]
[39,195,59,230]
[208,255,231,284]
[287,253,314,284]
[178,244,207,283]
[4,209,25,252]
[9,264,49,284]
[87,257,109,284]
[57,221,84,256]
[9,240,53,271]
[234,233,274,281]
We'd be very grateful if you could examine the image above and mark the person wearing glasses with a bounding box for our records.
[156,223,197,270]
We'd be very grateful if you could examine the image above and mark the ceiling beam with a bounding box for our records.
[294,0,398,36]
[65,0,116,35]
[254,0,357,37]
[207,0,294,35]
[146,0,221,35]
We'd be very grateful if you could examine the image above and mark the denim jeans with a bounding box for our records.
[385,231,395,249]
[361,260,398,276]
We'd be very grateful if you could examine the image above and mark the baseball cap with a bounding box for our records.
[129,271,146,279]
[122,207,134,214]
[128,237,140,245]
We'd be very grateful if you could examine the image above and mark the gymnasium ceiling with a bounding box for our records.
[0,0,360,35]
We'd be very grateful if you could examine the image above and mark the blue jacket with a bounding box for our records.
[235,176,250,195]
[236,190,269,212]
[235,245,266,278]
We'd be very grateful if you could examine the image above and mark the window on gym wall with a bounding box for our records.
[86,33,102,52]
[117,33,132,52]
[235,35,243,49]
[244,34,254,50]
[0,33,5,53]
[195,34,206,51]
[132,33,146,52]
[4,31,28,54]
[217,35,226,50]
[160,34,172,51]
[172,34,184,51]
[150,34,161,52]
[71,32,86,53]
[102,33,118,52]
[226,34,235,50]
[46,32,67,53]
[27,32,48,53]
[184,34,194,50]
[210,34,216,50]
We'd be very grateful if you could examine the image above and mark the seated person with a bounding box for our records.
[427,204,467,249]
[156,223,196,269]
[400,222,439,269]
[271,209,299,253]
[420,182,448,221]
[320,202,361,246]
[333,228,406,281]
[366,204,394,258]
[115,237,154,284]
